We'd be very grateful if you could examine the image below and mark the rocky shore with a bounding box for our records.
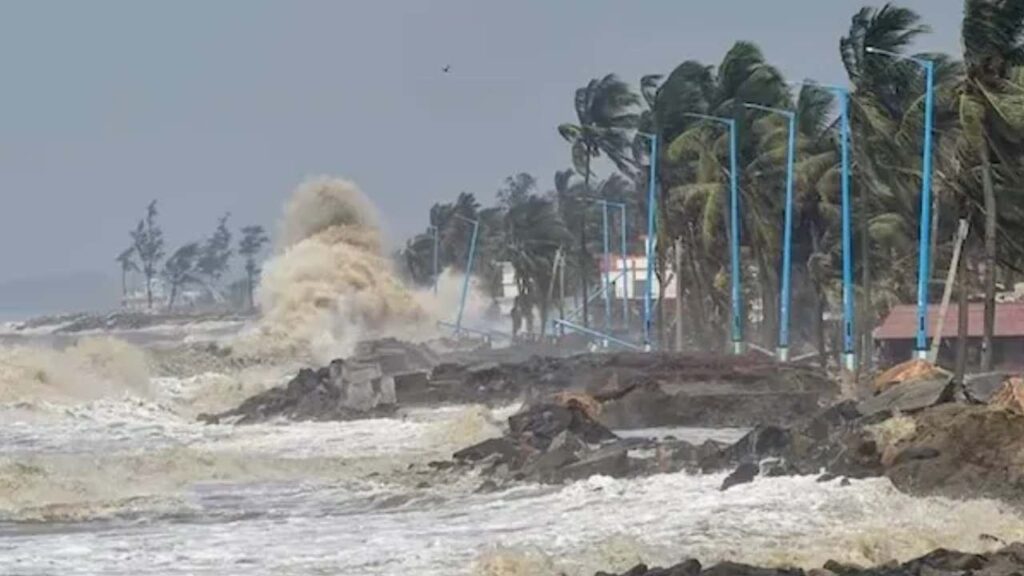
[594,542,1024,576]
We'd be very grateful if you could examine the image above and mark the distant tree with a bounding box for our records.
[162,242,201,310]
[130,200,166,310]
[496,173,537,208]
[238,225,270,310]
[197,213,233,284]
[115,246,138,304]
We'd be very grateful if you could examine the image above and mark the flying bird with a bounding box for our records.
[442,65,451,73]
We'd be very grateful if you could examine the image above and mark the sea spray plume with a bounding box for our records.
[242,176,429,362]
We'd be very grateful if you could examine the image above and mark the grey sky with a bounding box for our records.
[0,1,961,288]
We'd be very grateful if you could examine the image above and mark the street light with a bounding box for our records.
[744,102,797,362]
[452,214,480,337]
[866,46,936,360]
[790,81,856,372]
[637,132,658,351]
[683,112,744,355]
[600,200,629,329]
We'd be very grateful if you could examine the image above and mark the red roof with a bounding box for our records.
[874,302,1024,340]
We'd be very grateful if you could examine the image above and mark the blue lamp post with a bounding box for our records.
[744,103,797,362]
[452,214,480,337]
[601,200,629,329]
[866,47,935,360]
[637,132,658,351]
[790,81,856,372]
[683,113,743,354]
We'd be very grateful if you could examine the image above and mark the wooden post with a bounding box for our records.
[929,220,969,364]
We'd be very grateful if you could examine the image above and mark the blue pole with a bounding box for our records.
[727,119,744,355]
[643,134,658,351]
[619,203,628,330]
[914,62,935,359]
[431,225,439,295]
[454,218,479,336]
[838,88,856,371]
[778,113,796,362]
[602,201,611,346]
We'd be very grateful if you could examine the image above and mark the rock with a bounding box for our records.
[721,462,760,491]
[873,359,949,394]
[453,438,518,463]
[857,376,955,417]
[555,444,630,482]
[392,371,429,401]
[701,562,804,576]
[989,377,1024,413]
[963,373,1008,404]
[521,441,582,482]
[889,446,940,467]
[666,559,702,576]
[821,561,863,576]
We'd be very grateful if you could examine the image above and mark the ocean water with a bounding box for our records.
[2,371,1023,576]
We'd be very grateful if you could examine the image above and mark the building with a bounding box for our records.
[874,302,1024,369]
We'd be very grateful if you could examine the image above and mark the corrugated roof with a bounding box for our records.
[874,302,1024,340]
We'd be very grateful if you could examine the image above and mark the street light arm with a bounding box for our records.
[683,112,733,126]
[865,46,930,68]
[743,102,795,118]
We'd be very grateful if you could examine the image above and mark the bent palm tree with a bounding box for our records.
[558,74,639,327]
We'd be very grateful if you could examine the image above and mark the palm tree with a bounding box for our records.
[502,194,570,336]
[958,0,1024,370]
[115,247,139,305]
[558,74,640,327]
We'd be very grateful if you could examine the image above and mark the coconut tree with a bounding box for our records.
[958,0,1024,370]
[502,194,570,336]
[558,74,640,327]
[115,247,138,304]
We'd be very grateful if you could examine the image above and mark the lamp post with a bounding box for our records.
[790,81,856,372]
[637,132,658,351]
[744,103,796,362]
[683,113,743,354]
[452,214,479,337]
[866,47,935,360]
[601,200,629,329]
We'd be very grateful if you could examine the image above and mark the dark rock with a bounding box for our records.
[857,376,955,417]
[555,444,630,482]
[840,478,851,487]
[701,561,804,576]
[821,561,863,576]
[521,441,581,482]
[453,438,518,463]
[721,462,760,491]
[666,559,702,576]
[508,404,575,449]
[427,460,455,470]
[890,446,940,466]
[621,564,649,576]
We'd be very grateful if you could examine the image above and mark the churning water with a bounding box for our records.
[2,368,1024,576]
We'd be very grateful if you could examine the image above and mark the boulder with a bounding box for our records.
[873,359,949,394]
[963,372,1009,404]
[453,438,518,463]
[857,376,955,417]
[554,444,630,482]
[720,462,760,491]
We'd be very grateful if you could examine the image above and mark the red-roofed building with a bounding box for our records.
[874,302,1024,369]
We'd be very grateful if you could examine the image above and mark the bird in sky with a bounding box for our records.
[442,65,451,73]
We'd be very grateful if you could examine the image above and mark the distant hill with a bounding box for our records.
[0,270,120,321]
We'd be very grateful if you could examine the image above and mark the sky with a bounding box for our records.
[0,0,962,296]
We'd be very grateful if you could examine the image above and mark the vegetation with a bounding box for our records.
[238,225,270,310]
[402,1,1024,371]
[122,201,268,312]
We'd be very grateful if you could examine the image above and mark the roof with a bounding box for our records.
[874,302,1024,340]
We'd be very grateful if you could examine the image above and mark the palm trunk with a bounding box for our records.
[859,185,874,375]
[146,273,154,310]
[578,156,592,328]
[121,268,128,305]
[810,223,827,369]
[674,236,684,352]
[980,144,997,372]
[168,283,178,311]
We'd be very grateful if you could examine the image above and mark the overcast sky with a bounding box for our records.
[0,1,961,287]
